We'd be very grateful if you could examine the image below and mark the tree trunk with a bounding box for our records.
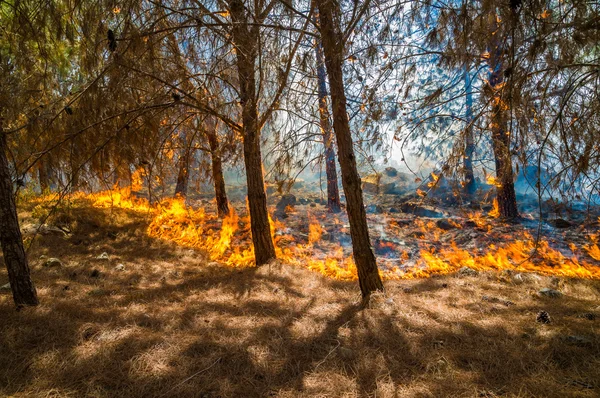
[174,156,189,197]
[463,65,476,196]
[69,142,80,192]
[314,15,342,213]
[38,157,51,193]
[316,0,383,297]
[69,166,80,192]
[206,128,230,218]
[0,132,38,308]
[174,132,190,198]
[490,100,519,218]
[112,166,119,187]
[229,0,276,265]
[488,15,519,219]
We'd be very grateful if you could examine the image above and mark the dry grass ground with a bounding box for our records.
[1,206,599,397]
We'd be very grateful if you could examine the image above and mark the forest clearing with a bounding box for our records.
[1,0,600,397]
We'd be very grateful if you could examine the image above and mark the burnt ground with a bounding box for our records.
[1,198,600,398]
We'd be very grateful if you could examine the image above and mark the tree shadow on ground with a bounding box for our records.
[1,212,599,397]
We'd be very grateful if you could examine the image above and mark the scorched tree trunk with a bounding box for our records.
[463,65,476,196]
[229,0,276,265]
[206,128,230,218]
[174,132,191,198]
[487,14,519,219]
[0,132,38,308]
[38,157,52,193]
[314,15,341,213]
[316,0,384,297]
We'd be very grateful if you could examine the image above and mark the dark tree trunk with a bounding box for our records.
[69,166,80,192]
[229,0,276,265]
[38,158,51,193]
[206,128,230,218]
[0,132,38,308]
[174,155,190,197]
[316,0,383,297]
[490,101,519,218]
[314,15,341,213]
[463,65,476,196]
[69,142,80,192]
[174,131,191,197]
[488,16,519,219]
[112,166,119,187]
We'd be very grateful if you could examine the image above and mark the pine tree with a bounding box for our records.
[316,0,384,297]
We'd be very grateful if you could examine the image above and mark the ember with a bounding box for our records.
[374,239,398,256]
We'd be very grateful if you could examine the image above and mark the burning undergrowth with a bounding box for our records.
[27,187,600,282]
[5,187,600,397]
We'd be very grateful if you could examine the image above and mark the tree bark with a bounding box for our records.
[490,98,519,218]
[488,15,519,219]
[38,157,52,193]
[315,0,383,297]
[206,128,230,218]
[69,142,80,192]
[69,163,80,192]
[0,132,38,308]
[229,0,276,265]
[174,155,190,197]
[174,132,190,198]
[463,65,476,196]
[314,16,342,213]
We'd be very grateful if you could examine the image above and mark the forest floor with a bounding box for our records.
[1,201,600,397]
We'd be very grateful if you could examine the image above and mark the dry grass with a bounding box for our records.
[1,206,599,397]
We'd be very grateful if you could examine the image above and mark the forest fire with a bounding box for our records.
[3,1,600,396]
[36,187,600,282]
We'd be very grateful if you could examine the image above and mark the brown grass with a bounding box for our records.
[1,206,599,397]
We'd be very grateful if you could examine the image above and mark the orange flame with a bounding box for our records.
[488,198,500,218]
[486,175,502,188]
[131,168,146,192]
[308,216,323,245]
[427,172,439,188]
[33,187,600,282]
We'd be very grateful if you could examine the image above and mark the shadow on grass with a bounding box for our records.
[1,208,599,397]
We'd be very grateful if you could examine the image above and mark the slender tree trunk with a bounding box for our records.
[229,0,276,265]
[206,128,230,218]
[0,132,38,308]
[488,15,519,219]
[316,0,383,297]
[112,166,119,187]
[174,132,190,198]
[463,65,476,196]
[490,95,519,218]
[127,166,132,188]
[69,166,80,192]
[38,160,49,193]
[69,142,80,192]
[174,154,190,197]
[38,156,54,193]
[314,15,341,213]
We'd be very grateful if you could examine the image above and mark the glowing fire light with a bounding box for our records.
[486,175,502,188]
[427,172,440,188]
[131,168,146,192]
[488,198,500,218]
[33,187,600,282]
[308,216,323,245]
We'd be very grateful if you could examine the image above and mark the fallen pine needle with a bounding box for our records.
[159,357,221,397]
